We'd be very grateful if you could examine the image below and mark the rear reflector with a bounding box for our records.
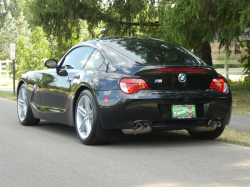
[210,78,228,94]
[103,97,109,103]
[156,68,206,72]
[120,78,149,94]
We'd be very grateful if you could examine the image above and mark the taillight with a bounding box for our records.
[210,78,228,94]
[156,68,206,72]
[119,78,149,94]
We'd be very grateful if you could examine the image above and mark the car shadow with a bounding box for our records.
[36,120,210,147]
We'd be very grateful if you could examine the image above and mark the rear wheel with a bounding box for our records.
[188,126,225,140]
[17,84,40,126]
[75,90,113,145]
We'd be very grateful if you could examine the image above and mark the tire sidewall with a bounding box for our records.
[17,84,30,125]
[75,90,98,144]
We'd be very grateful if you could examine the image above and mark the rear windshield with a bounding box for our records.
[101,38,206,66]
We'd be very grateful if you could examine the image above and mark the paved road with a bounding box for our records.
[1,98,250,187]
[229,114,250,133]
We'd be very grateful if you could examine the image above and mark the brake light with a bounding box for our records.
[119,78,149,94]
[210,78,228,94]
[156,68,206,72]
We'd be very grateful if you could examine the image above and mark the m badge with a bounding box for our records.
[154,79,162,83]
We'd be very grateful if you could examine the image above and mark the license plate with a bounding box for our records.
[171,104,196,119]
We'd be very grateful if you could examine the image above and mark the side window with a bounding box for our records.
[61,47,94,70]
[84,50,104,70]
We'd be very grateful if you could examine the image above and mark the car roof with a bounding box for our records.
[72,37,205,67]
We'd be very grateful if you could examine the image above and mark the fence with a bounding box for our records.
[211,44,246,80]
[0,60,11,75]
[213,60,244,78]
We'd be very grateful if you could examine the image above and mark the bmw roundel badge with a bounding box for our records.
[178,74,186,83]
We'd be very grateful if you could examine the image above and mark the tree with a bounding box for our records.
[27,0,159,39]
[27,0,250,66]
[160,0,250,66]
[0,11,18,60]
[239,40,250,77]
[0,0,20,27]
[0,11,51,79]
[46,20,92,61]
[10,27,51,79]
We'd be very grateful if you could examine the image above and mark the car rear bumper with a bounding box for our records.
[95,89,232,130]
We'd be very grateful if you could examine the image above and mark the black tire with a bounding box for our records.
[17,84,40,126]
[75,90,113,145]
[188,126,225,140]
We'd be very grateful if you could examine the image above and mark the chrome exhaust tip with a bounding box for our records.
[133,122,142,130]
[143,122,150,129]
[217,121,222,127]
[211,121,217,127]
[123,121,152,135]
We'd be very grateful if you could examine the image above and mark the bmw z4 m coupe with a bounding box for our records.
[17,37,232,145]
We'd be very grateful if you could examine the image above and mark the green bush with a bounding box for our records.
[229,77,250,91]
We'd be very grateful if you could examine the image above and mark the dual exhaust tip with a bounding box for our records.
[210,120,222,127]
[122,121,152,135]
[189,120,223,132]
[133,122,151,130]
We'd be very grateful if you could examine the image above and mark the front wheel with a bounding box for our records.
[17,84,40,126]
[188,126,225,140]
[75,90,113,145]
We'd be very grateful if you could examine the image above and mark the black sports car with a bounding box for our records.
[17,37,232,145]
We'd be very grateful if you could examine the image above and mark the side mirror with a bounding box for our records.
[44,59,58,68]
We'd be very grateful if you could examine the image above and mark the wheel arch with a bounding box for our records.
[17,79,26,94]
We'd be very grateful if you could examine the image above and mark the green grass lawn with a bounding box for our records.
[230,80,250,115]
[0,91,16,101]
[232,90,250,115]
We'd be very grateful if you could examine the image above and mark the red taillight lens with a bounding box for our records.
[210,78,228,94]
[119,78,149,94]
[156,68,206,72]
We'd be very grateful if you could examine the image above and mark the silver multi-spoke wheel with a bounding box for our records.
[75,90,113,145]
[18,87,28,122]
[17,84,40,126]
[76,95,93,139]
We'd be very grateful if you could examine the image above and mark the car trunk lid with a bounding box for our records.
[134,66,217,90]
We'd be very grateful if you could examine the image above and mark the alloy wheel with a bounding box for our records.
[76,95,93,139]
[18,87,28,122]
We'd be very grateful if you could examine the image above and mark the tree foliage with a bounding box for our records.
[1,0,249,74]
[0,11,51,79]
[28,0,159,39]
[162,0,250,48]
[0,11,19,60]
[0,0,15,25]
[9,27,51,79]
[239,40,250,77]
[159,0,250,65]
[27,0,250,67]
